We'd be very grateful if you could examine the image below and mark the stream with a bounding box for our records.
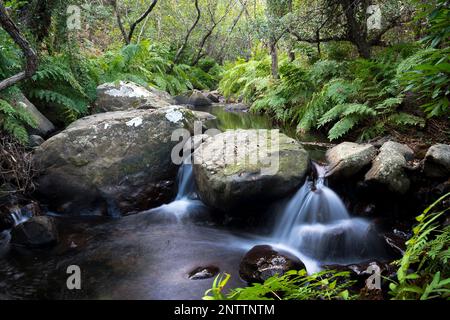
[0,104,388,300]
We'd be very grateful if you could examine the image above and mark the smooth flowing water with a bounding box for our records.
[272,164,385,264]
[144,160,208,222]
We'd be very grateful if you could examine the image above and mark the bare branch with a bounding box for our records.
[0,3,38,91]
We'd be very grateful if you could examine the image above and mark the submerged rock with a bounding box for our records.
[224,103,249,112]
[326,142,376,180]
[34,106,196,215]
[96,81,174,112]
[188,266,220,280]
[10,216,58,248]
[193,129,310,211]
[423,144,450,179]
[239,245,305,284]
[365,141,413,194]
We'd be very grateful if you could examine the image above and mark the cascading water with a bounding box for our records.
[146,160,207,221]
[272,164,385,264]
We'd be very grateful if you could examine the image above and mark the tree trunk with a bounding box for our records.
[270,40,279,79]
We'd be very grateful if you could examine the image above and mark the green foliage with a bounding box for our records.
[203,269,355,300]
[95,41,222,96]
[23,54,94,125]
[219,43,429,141]
[397,48,450,118]
[389,193,450,300]
[0,90,37,144]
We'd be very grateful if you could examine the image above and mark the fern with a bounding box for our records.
[389,193,450,300]
[0,96,37,144]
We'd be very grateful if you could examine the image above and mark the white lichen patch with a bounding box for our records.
[105,81,151,98]
[165,107,184,123]
[126,116,143,127]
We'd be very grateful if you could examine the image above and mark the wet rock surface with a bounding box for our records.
[239,245,305,284]
[10,216,58,248]
[188,266,220,280]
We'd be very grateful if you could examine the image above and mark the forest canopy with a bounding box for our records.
[0,0,448,143]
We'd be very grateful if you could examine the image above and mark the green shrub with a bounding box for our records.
[203,269,356,300]
[389,193,450,300]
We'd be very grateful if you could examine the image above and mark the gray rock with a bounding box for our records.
[188,90,213,106]
[224,103,249,112]
[206,91,220,103]
[239,245,305,283]
[193,129,310,211]
[96,81,173,112]
[326,142,377,180]
[192,110,216,122]
[424,144,450,179]
[10,216,58,248]
[365,141,413,194]
[29,135,45,147]
[34,106,197,215]
[12,92,55,136]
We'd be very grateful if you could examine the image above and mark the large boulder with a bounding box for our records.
[365,141,413,194]
[12,92,55,136]
[423,144,450,179]
[33,106,197,215]
[96,81,174,112]
[10,216,58,248]
[193,129,310,211]
[326,142,377,180]
[239,245,305,283]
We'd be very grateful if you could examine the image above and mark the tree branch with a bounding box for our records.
[113,0,158,45]
[173,0,201,67]
[128,0,158,43]
[0,2,38,91]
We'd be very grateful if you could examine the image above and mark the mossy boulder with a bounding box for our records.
[193,129,310,211]
[33,106,196,215]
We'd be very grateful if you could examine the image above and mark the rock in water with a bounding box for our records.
[96,81,174,112]
[423,144,450,179]
[239,245,305,283]
[33,107,196,215]
[326,142,377,180]
[193,129,310,211]
[365,141,413,194]
[10,216,58,248]
[188,90,213,106]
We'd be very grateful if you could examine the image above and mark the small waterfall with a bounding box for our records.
[146,160,207,221]
[273,163,384,264]
[9,207,33,227]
